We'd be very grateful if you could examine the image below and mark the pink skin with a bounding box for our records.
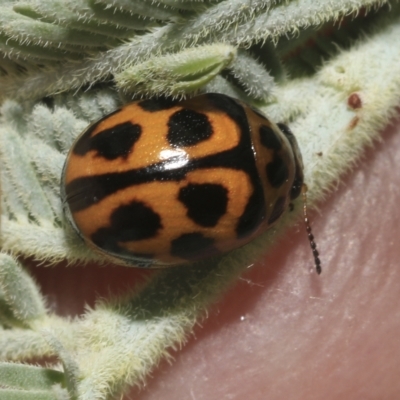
[30,118,400,399]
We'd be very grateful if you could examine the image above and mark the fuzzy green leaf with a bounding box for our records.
[0,317,78,361]
[0,7,117,49]
[115,43,236,97]
[14,0,153,35]
[0,0,388,101]
[0,388,69,400]
[95,0,180,20]
[0,254,46,323]
[0,121,56,225]
[226,49,277,100]
[0,362,64,391]
[40,331,80,399]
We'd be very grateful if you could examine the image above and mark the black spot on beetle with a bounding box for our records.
[111,201,161,241]
[74,121,141,160]
[170,232,220,261]
[91,201,162,255]
[178,183,228,227]
[259,125,282,150]
[267,196,286,225]
[266,156,289,188]
[167,109,213,147]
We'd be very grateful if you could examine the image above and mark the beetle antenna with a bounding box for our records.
[302,184,322,274]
